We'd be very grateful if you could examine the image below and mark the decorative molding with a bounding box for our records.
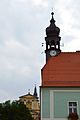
[54,90,80,92]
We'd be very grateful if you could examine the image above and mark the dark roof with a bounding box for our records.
[19,92,33,98]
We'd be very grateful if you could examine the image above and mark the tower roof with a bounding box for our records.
[41,52,80,87]
[46,12,60,36]
[33,85,38,97]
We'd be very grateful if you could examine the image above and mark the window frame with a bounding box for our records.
[67,101,78,115]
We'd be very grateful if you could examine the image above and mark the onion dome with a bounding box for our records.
[46,12,60,37]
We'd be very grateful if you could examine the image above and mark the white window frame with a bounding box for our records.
[67,101,78,115]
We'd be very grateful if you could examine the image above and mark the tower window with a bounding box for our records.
[68,102,77,114]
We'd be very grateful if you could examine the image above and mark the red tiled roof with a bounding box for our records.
[41,52,80,87]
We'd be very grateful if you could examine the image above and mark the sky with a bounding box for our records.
[0,0,80,102]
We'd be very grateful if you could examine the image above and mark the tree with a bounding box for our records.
[0,100,34,120]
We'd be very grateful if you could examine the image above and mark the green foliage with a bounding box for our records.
[0,100,33,120]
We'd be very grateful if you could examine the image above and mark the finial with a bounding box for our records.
[50,11,55,24]
[51,12,54,16]
[28,89,30,94]
[51,7,54,19]
[51,7,53,11]
[35,82,36,86]
[51,12,54,19]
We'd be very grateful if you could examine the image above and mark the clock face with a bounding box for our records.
[50,50,57,56]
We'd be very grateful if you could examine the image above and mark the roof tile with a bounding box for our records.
[41,52,80,87]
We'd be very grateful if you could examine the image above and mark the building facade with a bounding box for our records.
[40,12,80,120]
[19,86,40,120]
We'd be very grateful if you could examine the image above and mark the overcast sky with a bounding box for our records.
[0,0,80,102]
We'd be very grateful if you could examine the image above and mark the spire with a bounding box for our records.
[50,12,55,24]
[33,85,38,97]
[46,12,60,37]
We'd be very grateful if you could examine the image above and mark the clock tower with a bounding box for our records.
[41,11,80,120]
[45,12,61,62]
